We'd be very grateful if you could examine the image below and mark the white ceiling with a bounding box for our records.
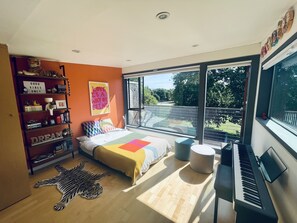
[0,0,296,68]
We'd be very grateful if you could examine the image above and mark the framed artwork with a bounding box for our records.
[55,100,67,109]
[89,81,110,116]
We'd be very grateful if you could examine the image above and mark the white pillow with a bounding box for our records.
[76,136,90,142]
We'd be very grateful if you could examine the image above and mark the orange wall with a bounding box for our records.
[41,61,123,149]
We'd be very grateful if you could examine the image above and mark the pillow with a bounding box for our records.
[81,121,101,137]
[76,136,90,142]
[99,118,116,133]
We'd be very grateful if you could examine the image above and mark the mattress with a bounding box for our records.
[79,129,172,184]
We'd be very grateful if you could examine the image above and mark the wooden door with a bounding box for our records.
[0,44,31,210]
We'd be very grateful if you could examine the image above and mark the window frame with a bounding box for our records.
[257,32,297,159]
[123,55,260,145]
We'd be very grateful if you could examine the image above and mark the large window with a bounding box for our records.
[124,55,259,146]
[258,36,297,159]
[126,69,200,136]
[270,51,297,134]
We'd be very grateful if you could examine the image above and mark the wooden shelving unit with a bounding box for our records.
[11,56,74,174]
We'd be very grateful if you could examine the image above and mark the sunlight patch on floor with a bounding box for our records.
[136,162,214,222]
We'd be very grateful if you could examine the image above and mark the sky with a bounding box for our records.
[144,73,174,90]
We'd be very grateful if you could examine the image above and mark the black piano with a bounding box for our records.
[214,143,286,223]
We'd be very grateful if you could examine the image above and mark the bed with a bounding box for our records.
[77,120,172,184]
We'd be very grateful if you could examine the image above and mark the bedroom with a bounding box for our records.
[0,1,297,223]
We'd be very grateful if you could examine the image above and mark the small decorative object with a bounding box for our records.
[23,87,28,93]
[23,81,46,94]
[56,116,62,124]
[89,81,110,116]
[262,112,267,120]
[283,8,294,33]
[33,162,108,211]
[43,70,61,78]
[56,85,66,94]
[60,113,65,123]
[50,119,56,125]
[24,106,38,112]
[42,120,48,126]
[28,57,42,75]
[277,20,283,40]
[45,98,55,116]
[62,128,71,137]
[56,100,67,109]
[26,120,42,130]
[266,36,272,51]
[271,30,278,46]
[24,100,43,112]
[52,87,57,93]
[63,110,70,123]
[261,7,295,58]
[22,70,37,76]
[30,131,63,146]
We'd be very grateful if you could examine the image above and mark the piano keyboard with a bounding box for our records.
[234,144,262,208]
[233,144,262,208]
[232,143,278,223]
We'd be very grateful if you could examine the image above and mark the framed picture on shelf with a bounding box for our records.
[55,100,67,109]
[89,81,110,116]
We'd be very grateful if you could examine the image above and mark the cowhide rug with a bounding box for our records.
[34,161,109,211]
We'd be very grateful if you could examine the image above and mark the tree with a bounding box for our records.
[153,88,167,101]
[152,88,173,101]
[206,67,246,108]
[172,71,199,106]
[172,67,247,127]
[144,86,158,105]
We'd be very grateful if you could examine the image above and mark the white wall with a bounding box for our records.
[123,43,260,73]
[251,3,297,223]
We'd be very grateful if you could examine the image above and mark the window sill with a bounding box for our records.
[127,125,196,139]
[256,117,297,159]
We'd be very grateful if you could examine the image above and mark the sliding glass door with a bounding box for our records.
[204,65,250,146]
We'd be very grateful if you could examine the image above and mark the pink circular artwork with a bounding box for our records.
[91,86,108,110]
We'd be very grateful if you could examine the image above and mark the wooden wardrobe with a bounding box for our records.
[0,44,31,210]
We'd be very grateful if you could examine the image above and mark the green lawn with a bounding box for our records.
[205,120,241,136]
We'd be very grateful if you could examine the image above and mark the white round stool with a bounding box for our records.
[190,144,215,174]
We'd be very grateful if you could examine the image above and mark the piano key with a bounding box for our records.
[243,187,260,197]
[243,193,262,207]
[242,181,258,190]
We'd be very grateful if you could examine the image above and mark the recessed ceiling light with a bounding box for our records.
[72,49,80,53]
[126,59,131,62]
[192,44,199,48]
[156,11,170,20]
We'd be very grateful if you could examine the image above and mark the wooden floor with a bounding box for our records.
[0,153,234,223]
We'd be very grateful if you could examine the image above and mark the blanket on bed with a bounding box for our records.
[92,132,169,184]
